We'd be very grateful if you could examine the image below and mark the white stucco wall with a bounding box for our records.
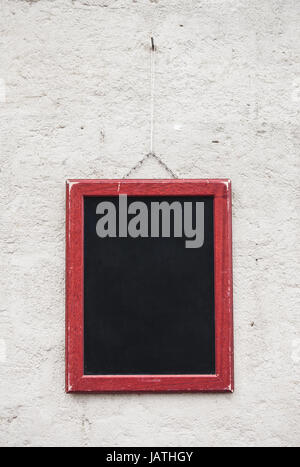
[0,0,299,447]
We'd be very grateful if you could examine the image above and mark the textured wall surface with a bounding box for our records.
[0,0,299,447]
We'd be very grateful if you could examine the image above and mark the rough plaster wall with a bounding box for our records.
[0,0,299,447]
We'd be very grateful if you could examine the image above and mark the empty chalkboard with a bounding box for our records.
[84,195,215,376]
[66,180,234,392]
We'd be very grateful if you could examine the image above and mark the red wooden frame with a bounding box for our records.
[66,179,233,393]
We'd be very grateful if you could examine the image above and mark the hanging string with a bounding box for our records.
[150,37,156,156]
[123,36,178,180]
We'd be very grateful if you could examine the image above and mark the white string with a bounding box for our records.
[150,37,156,156]
[123,33,178,179]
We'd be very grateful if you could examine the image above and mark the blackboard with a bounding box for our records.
[66,180,233,393]
[84,196,215,376]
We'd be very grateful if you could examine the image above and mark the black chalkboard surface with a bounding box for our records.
[84,196,215,376]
